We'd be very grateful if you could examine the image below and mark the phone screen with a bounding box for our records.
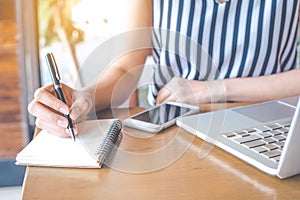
[131,104,193,125]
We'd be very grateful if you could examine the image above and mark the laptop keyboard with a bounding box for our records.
[222,119,291,163]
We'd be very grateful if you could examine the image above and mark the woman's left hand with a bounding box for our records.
[156,77,225,105]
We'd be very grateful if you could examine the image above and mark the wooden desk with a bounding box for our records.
[22,104,300,200]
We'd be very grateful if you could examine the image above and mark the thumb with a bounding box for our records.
[70,91,92,121]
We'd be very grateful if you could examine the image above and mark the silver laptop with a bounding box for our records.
[176,96,300,179]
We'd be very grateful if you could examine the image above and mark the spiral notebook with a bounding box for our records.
[16,119,122,168]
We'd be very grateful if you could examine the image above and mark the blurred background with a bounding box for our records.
[0,0,151,199]
[2,0,298,199]
[0,0,153,199]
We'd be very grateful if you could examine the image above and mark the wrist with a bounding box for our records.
[222,77,263,102]
[206,80,227,103]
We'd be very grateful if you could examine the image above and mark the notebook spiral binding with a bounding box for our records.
[95,119,123,167]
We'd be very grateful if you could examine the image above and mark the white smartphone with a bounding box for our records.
[124,102,199,133]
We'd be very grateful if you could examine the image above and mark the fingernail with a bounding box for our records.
[57,119,68,128]
[59,107,69,115]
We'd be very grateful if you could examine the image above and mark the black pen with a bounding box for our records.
[45,53,76,141]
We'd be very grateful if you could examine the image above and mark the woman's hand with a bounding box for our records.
[156,77,226,105]
[28,83,92,137]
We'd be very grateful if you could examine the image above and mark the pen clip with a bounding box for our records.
[46,53,61,86]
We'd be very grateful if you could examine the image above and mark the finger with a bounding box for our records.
[42,84,55,93]
[36,117,78,137]
[35,118,70,137]
[70,94,92,121]
[158,94,177,104]
[156,88,168,104]
[156,87,176,104]
[34,87,70,115]
[28,100,69,128]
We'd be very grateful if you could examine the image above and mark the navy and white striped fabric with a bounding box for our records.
[148,0,299,105]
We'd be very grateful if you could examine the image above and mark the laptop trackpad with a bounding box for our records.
[233,102,295,123]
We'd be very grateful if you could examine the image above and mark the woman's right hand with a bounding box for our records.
[27,83,92,138]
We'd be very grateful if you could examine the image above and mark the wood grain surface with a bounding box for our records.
[22,106,300,200]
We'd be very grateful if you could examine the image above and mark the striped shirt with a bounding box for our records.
[148,0,299,105]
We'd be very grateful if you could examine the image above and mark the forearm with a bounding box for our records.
[81,67,132,111]
[82,49,151,111]
[82,65,140,111]
[224,68,300,102]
